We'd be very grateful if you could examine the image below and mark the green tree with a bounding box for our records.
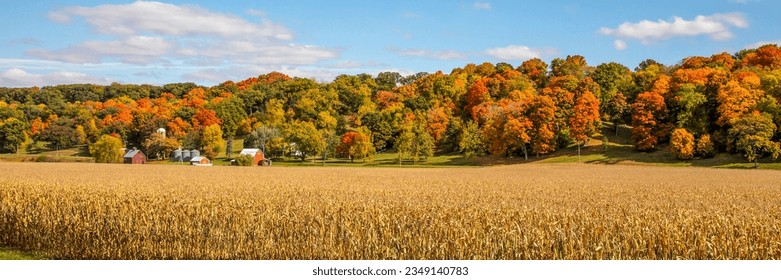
[142,132,180,160]
[92,135,123,163]
[728,112,781,168]
[672,84,708,135]
[212,97,247,157]
[285,121,324,161]
[395,127,413,165]
[459,120,485,158]
[0,118,28,153]
[320,129,339,165]
[244,126,281,156]
[396,113,435,165]
[37,117,79,150]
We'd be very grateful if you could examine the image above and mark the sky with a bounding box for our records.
[0,0,779,87]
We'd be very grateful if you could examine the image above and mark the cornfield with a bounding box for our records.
[1,162,780,259]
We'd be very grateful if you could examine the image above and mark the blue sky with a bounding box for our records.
[0,0,779,87]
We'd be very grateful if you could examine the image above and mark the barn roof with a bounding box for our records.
[240,148,260,155]
[190,156,209,162]
[123,149,143,158]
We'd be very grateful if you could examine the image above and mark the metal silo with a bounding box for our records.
[172,149,182,162]
[190,150,200,158]
[182,150,192,161]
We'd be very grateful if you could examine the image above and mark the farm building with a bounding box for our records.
[123,148,146,164]
[189,156,212,166]
[239,148,267,166]
[172,149,200,162]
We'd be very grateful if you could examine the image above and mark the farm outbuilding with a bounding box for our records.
[189,156,212,166]
[239,148,267,166]
[123,148,146,164]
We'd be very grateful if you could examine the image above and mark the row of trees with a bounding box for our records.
[2,45,781,165]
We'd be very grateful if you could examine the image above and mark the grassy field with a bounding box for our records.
[1,162,780,260]
[0,247,41,260]
[3,123,779,170]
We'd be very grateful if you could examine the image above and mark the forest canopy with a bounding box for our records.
[2,44,781,165]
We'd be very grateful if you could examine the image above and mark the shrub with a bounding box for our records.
[234,154,254,166]
[670,128,695,160]
[696,134,716,158]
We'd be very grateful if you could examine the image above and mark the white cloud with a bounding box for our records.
[28,36,173,64]
[599,13,748,44]
[49,1,292,40]
[389,48,468,60]
[746,40,781,49]
[0,68,111,87]
[189,42,338,65]
[484,45,540,61]
[473,2,492,10]
[31,1,338,68]
[613,40,628,51]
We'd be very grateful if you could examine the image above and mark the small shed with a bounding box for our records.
[123,148,147,164]
[239,148,266,166]
[189,156,212,166]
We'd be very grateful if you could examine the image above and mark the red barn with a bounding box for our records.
[189,156,212,166]
[123,148,147,164]
[239,148,266,166]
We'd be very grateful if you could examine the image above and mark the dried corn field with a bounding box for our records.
[1,162,780,260]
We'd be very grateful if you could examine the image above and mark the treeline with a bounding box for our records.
[1,45,781,164]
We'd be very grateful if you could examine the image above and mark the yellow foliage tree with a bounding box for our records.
[670,128,695,160]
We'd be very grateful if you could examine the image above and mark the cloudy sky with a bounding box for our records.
[0,0,779,87]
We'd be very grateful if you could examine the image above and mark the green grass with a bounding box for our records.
[531,123,781,170]
[0,141,93,163]
[0,247,42,260]
[6,127,781,170]
[258,151,476,168]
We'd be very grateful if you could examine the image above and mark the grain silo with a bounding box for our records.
[190,150,200,159]
[172,149,182,162]
[182,150,192,161]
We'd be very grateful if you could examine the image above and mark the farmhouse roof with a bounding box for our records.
[123,149,143,158]
[240,148,260,155]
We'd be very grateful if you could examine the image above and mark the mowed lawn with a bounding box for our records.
[1,162,780,259]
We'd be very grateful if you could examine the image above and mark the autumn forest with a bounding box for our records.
[2,45,781,165]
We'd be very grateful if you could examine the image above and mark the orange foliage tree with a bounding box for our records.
[192,109,221,128]
[426,107,449,144]
[716,80,763,126]
[632,90,667,151]
[528,95,557,156]
[482,100,532,158]
[569,90,601,158]
[465,78,491,122]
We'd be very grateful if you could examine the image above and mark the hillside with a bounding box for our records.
[1,45,781,168]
